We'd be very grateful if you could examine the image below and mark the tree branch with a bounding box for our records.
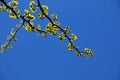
[0,0,46,33]
[37,0,86,54]
[4,20,25,50]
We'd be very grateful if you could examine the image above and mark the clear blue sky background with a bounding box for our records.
[0,0,120,80]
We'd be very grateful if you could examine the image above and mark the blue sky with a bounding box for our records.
[0,0,120,80]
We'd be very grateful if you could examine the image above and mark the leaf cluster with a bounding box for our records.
[0,0,94,58]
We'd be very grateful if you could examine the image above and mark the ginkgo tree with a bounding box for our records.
[0,0,94,58]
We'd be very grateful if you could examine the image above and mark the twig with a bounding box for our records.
[37,0,85,54]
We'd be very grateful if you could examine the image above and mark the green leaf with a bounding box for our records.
[76,51,82,56]
[67,43,74,51]
[51,14,58,21]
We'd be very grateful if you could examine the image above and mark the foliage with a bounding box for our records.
[0,0,94,58]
